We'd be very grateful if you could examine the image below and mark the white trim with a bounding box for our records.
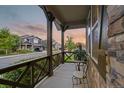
[91,20,98,31]
[90,30,93,57]
[91,56,98,64]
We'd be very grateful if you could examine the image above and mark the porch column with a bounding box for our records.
[47,12,55,76]
[60,25,68,64]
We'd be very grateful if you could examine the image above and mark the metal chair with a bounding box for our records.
[74,60,87,71]
[72,60,89,88]
[74,51,88,71]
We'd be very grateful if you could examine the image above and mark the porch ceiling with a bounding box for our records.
[43,5,90,30]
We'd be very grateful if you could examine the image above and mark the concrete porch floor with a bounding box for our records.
[35,63,87,88]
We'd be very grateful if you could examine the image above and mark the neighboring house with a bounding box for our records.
[20,35,44,52]
[42,40,47,50]
[55,42,61,50]
[38,39,61,51]
[52,40,61,50]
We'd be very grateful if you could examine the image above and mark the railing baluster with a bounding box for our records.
[35,59,48,83]
[14,65,30,87]
[64,51,76,63]
[31,63,34,87]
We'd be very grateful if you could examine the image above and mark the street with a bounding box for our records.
[0,51,47,69]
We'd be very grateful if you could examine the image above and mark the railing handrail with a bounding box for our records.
[64,51,75,53]
[0,51,62,74]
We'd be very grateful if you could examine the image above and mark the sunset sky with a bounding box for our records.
[0,5,86,45]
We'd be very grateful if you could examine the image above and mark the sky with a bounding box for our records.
[0,5,46,26]
[0,5,86,45]
[65,28,86,45]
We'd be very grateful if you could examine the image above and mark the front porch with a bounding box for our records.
[0,5,105,88]
[36,63,76,88]
[35,63,88,88]
[0,5,123,88]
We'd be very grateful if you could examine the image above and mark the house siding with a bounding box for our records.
[87,5,124,87]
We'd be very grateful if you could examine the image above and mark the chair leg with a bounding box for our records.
[72,77,89,88]
[82,78,85,87]
[86,77,89,87]
[72,76,81,88]
[72,76,75,88]
[74,63,77,70]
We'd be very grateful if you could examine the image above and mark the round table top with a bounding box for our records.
[70,60,87,63]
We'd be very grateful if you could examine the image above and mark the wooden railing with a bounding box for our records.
[64,51,75,63]
[52,52,62,69]
[0,52,62,88]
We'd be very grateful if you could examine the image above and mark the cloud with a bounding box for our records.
[9,23,47,40]
[24,24,47,33]
[65,28,86,44]
[8,23,86,45]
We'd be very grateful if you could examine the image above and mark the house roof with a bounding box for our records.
[21,35,42,40]
[40,5,90,30]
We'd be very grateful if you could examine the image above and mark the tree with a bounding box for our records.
[11,35,21,51]
[65,36,76,52]
[0,28,20,55]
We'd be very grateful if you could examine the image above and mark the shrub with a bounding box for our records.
[17,49,32,54]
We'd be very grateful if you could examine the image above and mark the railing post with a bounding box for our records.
[47,12,55,76]
[60,25,68,64]
[61,28,64,64]
[31,64,34,87]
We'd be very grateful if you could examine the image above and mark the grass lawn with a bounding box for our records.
[0,49,33,57]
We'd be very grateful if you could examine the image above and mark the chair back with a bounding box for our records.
[74,49,87,61]
[83,57,89,77]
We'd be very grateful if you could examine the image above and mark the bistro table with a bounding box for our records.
[70,60,87,71]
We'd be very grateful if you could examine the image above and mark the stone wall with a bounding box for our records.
[106,5,124,88]
[88,5,124,88]
[88,57,106,88]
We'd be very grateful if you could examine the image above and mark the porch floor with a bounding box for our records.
[35,63,87,88]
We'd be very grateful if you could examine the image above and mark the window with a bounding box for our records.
[91,5,101,63]
[87,11,91,54]
[24,38,27,42]
[92,24,100,61]
[92,5,99,26]
[34,38,39,44]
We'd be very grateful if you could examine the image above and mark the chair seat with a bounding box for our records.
[73,71,86,79]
